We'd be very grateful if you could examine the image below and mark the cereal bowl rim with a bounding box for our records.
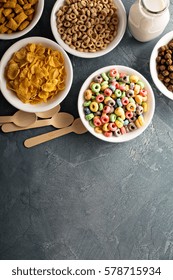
[150,30,173,100]
[78,65,155,143]
[0,36,73,113]
[50,0,127,58]
[0,0,44,40]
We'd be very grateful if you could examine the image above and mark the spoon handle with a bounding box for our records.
[24,125,73,148]
[0,116,12,123]
[1,119,51,133]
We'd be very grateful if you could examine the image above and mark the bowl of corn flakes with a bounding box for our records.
[50,0,127,58]
[0,36,73,112]
[0,0,44,40]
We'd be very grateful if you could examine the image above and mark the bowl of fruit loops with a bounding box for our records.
[78,65,155,142]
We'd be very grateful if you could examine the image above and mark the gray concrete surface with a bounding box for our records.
[1,0,173,260]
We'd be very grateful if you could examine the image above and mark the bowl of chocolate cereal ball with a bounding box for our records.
[78,65,155,143]
[0,0,44,40]
[50,0,127,58]
[150,31,173,100]
[0,36,73,113]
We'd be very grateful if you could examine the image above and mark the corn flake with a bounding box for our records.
[6,62,19,80]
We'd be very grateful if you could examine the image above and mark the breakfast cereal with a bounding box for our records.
[56,0,119,53]
[0,0,38,34]
[83,68,148,137]
[5,43,66,104]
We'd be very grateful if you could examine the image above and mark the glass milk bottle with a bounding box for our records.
[128,0,170,42]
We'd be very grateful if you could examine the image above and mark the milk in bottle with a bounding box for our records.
[128,0,170,42]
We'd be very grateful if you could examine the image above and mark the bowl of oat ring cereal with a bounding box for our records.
[50,0,127,58]
[0,0,44,40]
[150,31,173,100]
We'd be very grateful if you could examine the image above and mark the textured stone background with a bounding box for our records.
[1,0,173,260]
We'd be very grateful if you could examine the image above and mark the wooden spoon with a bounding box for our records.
[36,104,60,119]
[0,110,37,127]
[24,118,87,148]
[1,104,61,131]
[1,112,74,133]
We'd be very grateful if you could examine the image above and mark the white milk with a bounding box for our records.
[143,0,166,12]
[128,0,170,42]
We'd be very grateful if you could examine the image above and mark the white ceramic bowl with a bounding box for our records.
[0,36,73,113]
[0,0,44,40]
[50,0,127,58]
[150,31,173,100]
[78,65,155,143]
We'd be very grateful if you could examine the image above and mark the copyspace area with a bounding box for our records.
[1,0,173,260]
